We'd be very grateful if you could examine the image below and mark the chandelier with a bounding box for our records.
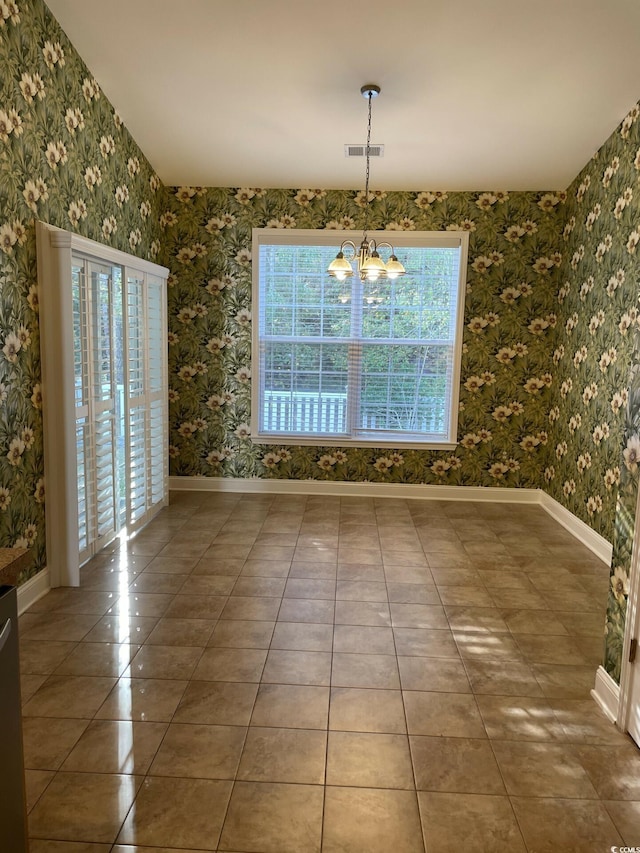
[327,84,406,282]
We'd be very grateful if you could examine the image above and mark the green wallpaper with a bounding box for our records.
[0,0,164,580]
[162,187,565,489]
[547,103,640,681]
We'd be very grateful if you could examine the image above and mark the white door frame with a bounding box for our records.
[616,485,640,738]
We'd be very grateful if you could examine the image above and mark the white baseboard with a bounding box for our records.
[539,492,613,565]
[591,665,620,723]
[16,567,50,615]
[169,476,540,503]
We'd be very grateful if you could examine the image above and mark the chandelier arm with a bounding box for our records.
[339,239,357,260]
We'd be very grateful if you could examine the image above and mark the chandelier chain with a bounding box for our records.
[363,90,373,240]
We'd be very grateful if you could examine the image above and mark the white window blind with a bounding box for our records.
[252,229,468,447]
[37,223,169,587]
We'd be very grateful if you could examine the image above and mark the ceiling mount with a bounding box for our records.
[360,84,381,100]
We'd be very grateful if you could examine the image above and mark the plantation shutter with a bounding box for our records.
[37,223,168,587]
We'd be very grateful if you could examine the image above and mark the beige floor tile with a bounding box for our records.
[20,613,102,642]
[337,562,385,582]
[128,572,186,595]
[149,722,246,779]
[454,631,522,660]
[192,557,245,576]
[556,609,606,636]
[209,619,275,648]
[403,691,486,738]
[219,780,323,853]
[514,633,590,665]
[500,608,569,635]
[247,544,296,562]
[80,614,158,644]
[95,677,188,721]
[333,624,394,655]
[444,606,510,633]
[327,731,414,789]
[464,659,543,696]
[288,561,337,580]
[61,720,167,773]
[53,642,138,677]
[511,796,621,852]
[262,649,332,686]
[410,735,505,794]
[419,792,526,853]
[141,556,199,575]
[23,675,116,718]
[387,582,441,604]
[293,545,338,563]
[334,600,390,626]
[532,663,596,699]
[383,564,432,584]
[335,580,388,602]
[30,772,142,844]
[283,577,335,599]
[240,558,291,577]
[437,585,494,607]
[398,656,471,692]
[550,698,630,744]
[117,776,232,850]
[393,627,459,658]
[220,595,281,621]
[277,597,334,623]
[329,686,407,733]
[22,717,89,769]
[161,594,226,621]
[251,683,329,729]
[21,673,48,704]
[231,576,286,597]
[19,640,77,674]
[476,695,565,741]
[492,741,598,797]
[237,726,326,783]
[323,786,424,853]
[145,617,216,647]
[271,621,332,651]
[332,652,400,689]
[25,769,56,813]
[177,575,236,596]
[573,742,640,799]
[339,547,383,566]
[173,680,258,725]
[127,644,202,680]
[192,647,267,682]
[603,800,640,845]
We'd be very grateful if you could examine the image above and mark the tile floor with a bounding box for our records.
[18,491,640,853]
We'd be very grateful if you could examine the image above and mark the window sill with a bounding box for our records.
[250,434,458,451]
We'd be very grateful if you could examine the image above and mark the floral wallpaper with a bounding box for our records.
[162,187,566,490]
[0,0,164,581]
[543,103,640,682]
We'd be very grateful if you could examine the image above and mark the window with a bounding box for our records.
[252,229,468,448]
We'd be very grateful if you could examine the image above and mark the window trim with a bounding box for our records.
[251,228,469,449]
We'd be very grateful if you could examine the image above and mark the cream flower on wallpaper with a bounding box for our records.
[537,193,560,212]
[414,192,436,209]
[463,376,484,392]
[267,215,296,229]
[504,224,525,243]
[0,488,11,511]
[544,466,555,482]
[467,317,488,334]
[430,459,450,477]
[294,189,315,206]
[519,435,540,452]
[461,434,481,449]
[235,248,252,264]
[234,188,256,204]
[114,185,129,207]
[499,287,520,305]
[6,437,25,466]
[42,40,63,67]
[562,480,576,496]
[19,72,45,103]
[556,442,568,458]
[2,332,21,362]
[81,77,100,101]
[101,215,117,239]
[99,135,115,157]
[278,449,292,461]
[476,193,497,210]
[523,377,545,394]
[318,454,337,471]
[262,452,281,468]
[623,435,640,474]
[495,347,516,365]
[205,394,226,410]
[233,424,251,439]
[488,462,508,479]
[610,566,629,604]
[127,157,140,176]
[491,406,512,423]
[0,222,18,253]
[235,367,251,383]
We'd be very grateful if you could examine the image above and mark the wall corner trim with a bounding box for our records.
[16,568,51,615]
[538,491,613,565]
[591,665,620,723]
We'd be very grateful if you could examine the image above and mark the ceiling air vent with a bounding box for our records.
[344,144,384,158]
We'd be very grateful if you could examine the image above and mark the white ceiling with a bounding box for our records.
[46,0,640,191]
